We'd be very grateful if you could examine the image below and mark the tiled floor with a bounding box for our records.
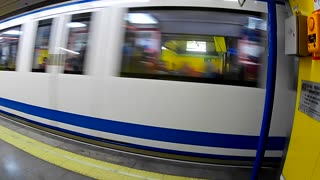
[0,115,280,180]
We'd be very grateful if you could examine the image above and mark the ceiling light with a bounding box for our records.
[59,47,80,55]
[248,17,266,30]
[3,30,21,35]
[127,13,158,24]
[67,22,86,28]
[239,60,260,65]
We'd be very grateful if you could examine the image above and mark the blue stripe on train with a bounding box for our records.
[0,109,281,162]
[0,97,285,150]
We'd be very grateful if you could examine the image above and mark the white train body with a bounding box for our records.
[0,0,295,164]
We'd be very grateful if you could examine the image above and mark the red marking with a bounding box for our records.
[132,28,160,31]
[124,25,159,31]
[312,53,320,60]
[125,25,137,30]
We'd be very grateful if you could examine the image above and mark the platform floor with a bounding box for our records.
[0,115,279,180]
[0,139,91,180]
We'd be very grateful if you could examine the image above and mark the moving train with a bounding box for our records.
[0,0,296,165]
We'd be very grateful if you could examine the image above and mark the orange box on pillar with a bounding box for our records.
[308,10,320,59]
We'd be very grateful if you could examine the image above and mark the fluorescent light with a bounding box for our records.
[240,44,264,57]
[2,30,21,35]
[186,41,206,52]
[248,17,266,30]
[67,22,86,28]
[127,13,158,24]
[239,60,260,65]
[161,46,167,50]
[59,47,79,55]
[224,0,238,1]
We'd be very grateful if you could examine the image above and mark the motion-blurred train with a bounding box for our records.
[0,0,296,166]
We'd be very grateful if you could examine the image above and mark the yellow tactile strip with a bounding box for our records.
[0,125,202,180]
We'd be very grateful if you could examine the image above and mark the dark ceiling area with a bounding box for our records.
[0,0,71,21]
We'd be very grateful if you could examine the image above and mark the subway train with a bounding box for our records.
[0,0,296,166]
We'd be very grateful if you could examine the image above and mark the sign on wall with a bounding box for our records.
[299,80,320,121]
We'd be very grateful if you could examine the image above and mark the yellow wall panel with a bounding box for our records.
[282,58,320,180]
[311,153,320,180]
[288,0,314,16]
[283,111,320,179]
[281,1,320,179]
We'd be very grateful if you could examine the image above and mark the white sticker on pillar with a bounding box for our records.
[314,0,320,11]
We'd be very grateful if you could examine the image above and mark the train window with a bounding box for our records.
[63,12,91,75]
[120,9,266,87]
[0,26,21,71]
[32,19,52,72]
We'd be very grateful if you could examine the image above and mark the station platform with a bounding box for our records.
[0,115,279,180]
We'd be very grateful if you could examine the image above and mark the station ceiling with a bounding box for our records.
[0,0,70,21]
[0,0,289,21]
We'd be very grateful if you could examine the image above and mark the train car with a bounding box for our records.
[0,0,296,166]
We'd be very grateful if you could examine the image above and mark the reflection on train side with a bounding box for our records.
[32,12,91,74]
[64,12,91,75]
[32,19,52,72]
[0,26,21,71]
[121,10,266,87]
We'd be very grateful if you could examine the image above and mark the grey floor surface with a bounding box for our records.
[0,139,92,180]
[0,115,280,180]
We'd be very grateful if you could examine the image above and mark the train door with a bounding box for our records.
[23,16,58,109]
[48,9,105,116]
[37,15,71,110]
